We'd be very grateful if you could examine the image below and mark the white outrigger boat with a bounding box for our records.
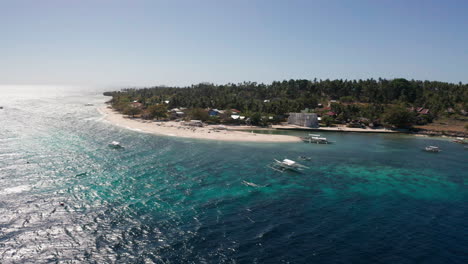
[108,141,123,149]
[452,137,467,144]
[268,159,309,173]
[424,146,440,152]
[301,134,331,144]
[298,156,312,161]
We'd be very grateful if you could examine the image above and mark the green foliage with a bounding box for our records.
[249,113,262,126]
[415,114,434,125]
[339,96,356,103]
[105,78,467,127]
[111,96,131,112]
[147,104,167,120]
[321,116,334,127]
[189,108,209,121]
[123,107,142,117]
[205,116,220,124]
[383,106,416,128]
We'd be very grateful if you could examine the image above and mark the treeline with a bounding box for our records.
[104,78,468,127]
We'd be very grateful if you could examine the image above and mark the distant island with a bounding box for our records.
[103,78,468,138]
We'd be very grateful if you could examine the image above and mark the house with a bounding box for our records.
[230,115,246,120]
[171,111,185,119]
[328,100,339,107]
[414,107,429,114]
[409,107,430,115]
[287,113,319,128]
[168,108,185,119]
[264,100,270,103]
[208,109,221,116]
[131,101,143,108]
[325,111,336,116]
[419,109,429,115]
[357,117,370,125]
[231,109,241,114]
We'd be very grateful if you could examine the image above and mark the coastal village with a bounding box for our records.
[104,78,467,139]
[107,98,468,138]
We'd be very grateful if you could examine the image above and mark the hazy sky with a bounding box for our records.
[1,0,467,87]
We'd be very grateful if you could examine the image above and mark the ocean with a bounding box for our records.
[0,86,466,263]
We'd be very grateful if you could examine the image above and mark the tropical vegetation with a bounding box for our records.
[104,78,467,129]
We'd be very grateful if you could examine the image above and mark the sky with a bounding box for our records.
[1,0,467,87]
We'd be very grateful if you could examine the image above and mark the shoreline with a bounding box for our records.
[98,106,466,141]
[271,124,467,138]
[98,107,302,143]
[271,125,396,133]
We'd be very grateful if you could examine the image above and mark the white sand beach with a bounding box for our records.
[99,107,301,142]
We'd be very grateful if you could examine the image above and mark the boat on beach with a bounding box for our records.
[301,134,331,144]
[424,146,441,152]
[108,141,123,149]
[268,159,309,172]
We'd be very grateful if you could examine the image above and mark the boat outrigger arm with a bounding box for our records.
[268,159,309,172]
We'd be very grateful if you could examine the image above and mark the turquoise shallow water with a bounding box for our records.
[0,88,467,263]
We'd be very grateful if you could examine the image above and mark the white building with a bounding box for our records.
[287,113,319,128]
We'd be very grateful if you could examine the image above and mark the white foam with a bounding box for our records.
[1,185,31,195]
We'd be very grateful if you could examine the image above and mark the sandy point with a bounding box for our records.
[98,107,301,143]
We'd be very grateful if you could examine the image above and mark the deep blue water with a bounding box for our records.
[0,87,467,263]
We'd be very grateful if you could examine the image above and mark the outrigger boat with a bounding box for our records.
[452,137,467,144]
[424,146,440,152]
[108,141,123,149]
[298,156,312,161]
[268,159,309,173]
[301,134,331,144]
